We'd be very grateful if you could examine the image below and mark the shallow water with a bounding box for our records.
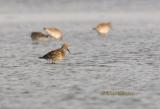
[0,16,160,109]
[0,0,160,109]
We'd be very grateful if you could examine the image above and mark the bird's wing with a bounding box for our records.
[50,49,62,56]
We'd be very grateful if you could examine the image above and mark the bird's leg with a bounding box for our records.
[59,36,63,41]
[100,33,106,37]
[51,60,56,64]
[48,59,51,64]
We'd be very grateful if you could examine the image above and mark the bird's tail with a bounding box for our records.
[39,57,44,59]
[39,55,49,59]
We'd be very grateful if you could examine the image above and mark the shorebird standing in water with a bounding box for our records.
[31,32,49,42]
[43,27,63,40]
[39,43,70,64]
[93,22,112,36]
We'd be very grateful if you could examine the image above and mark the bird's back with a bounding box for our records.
[39,48,65,60]
[31,32,45,37]
[96,23,111,34]
[45,28,63,39]
[31,32,48,41]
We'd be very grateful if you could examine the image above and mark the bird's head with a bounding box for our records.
[61,43,71,54]
[107,22,112,29]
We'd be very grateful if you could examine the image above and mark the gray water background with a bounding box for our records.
[0,0,160,109]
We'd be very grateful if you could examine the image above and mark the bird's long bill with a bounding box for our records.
[92,27,96,30]
[110,25,113,29]
[67,48,71,54]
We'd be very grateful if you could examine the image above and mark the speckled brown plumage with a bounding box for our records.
[31,32,48,42]
[39,43,70,64]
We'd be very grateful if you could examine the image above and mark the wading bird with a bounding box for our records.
[44,27,63,40]
[31,32,48,42]
[39,43,70,64]
[93,22,112,36]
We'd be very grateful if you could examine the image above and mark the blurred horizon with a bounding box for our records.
[0,0,159,14]
[0,0,160,23]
